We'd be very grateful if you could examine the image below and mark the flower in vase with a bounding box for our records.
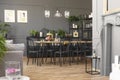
[6,68,16,74]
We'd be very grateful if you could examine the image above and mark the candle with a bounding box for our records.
[39,32,43,37]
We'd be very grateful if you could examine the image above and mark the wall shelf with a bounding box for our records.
[69,18,92,40]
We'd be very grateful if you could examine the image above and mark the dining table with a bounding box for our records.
[34,40,92,65]
[34,40,92,44]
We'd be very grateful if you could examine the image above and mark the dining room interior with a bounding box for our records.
[1,0,120,80]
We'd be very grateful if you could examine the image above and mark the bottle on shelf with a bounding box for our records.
[92,49,96,57]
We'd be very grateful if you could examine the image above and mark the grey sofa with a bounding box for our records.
[0,40,25,77]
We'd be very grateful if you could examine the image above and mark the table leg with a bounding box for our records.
[91,58,92,74]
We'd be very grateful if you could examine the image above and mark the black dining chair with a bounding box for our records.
[72,42,84,64]
[45,43,55,64]
[54,41,72,66]
[26,37,42,66]
[84,43,92,56]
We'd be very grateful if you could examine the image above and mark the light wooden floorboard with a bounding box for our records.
[23,57,109,80]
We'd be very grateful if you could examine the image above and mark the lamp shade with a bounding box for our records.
[46,32,52,36]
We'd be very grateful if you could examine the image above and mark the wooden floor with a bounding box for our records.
[23,57,109,80]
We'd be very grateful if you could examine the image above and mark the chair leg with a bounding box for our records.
[37,53,41,66]
[71,53,74,63]
[63,56,65,64]
[35,56,37,63]
[69,52,71,66]
[53,53,56,65]
[76,52,79,64]
[41,52,43,65]
[50,52,53,63]
[59,54,62,66]
[27,57,29,65]
[32,58,34,64]
[37,57,41,66]
[45,52,48,63]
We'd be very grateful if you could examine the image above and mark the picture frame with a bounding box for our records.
[104,0,120,14]
[83,20,92,29]
[17,10,28,23]
[73,30,78,37]
[4,10,15,22]
[83,31,88,39]
[82,31,92,40]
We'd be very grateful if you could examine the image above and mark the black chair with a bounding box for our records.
[45,43,55,63]
[26,37,42,66]
[72,42,84,64]
[54,41,71,66]
[84,43,92,56]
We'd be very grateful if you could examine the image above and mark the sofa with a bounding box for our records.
[0,40,25,77]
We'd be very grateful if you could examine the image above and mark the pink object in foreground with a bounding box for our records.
[6,68,16,74]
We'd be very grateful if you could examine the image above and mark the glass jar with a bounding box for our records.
[5,61,21,80]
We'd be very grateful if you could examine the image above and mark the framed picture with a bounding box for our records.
[104,0,120,14]
[83,20,92,29]
[4,10,15,22]
[17,10,28,23]
[82,31,92,40]
[83,31,88,39]
[73,30,78,37]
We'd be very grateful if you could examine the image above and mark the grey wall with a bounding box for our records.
[92,0,103,56]
[0,0,92,44]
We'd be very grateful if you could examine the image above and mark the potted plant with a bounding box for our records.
[35,31,39,37]
[68,16,79,22]
[57,29,66,38]
[29,30,39,37]
[49,30,56,38]
[0,34,7,61]
[0,22,11,38]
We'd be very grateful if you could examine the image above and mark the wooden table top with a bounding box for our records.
[34,40,92,44]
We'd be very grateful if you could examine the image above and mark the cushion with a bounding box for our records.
[5,40,13,44]
[6,43,25,51]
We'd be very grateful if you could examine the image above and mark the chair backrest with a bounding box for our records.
[68,43,75,51]
[71,42,84,52]
[27,38,36,50]
[26,37,40,54]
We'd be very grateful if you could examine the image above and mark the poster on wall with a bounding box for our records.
[4,10,15,22]
[17,10,28,23]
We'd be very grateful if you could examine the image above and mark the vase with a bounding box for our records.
[5,61,21,80]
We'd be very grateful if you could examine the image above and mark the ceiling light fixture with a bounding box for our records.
[54,10,62,17]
